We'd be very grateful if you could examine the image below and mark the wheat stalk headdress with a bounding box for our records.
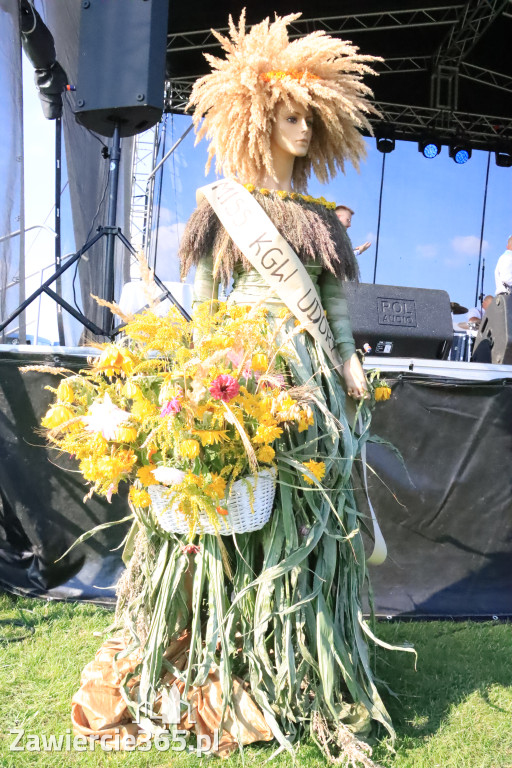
[187,11,380,191]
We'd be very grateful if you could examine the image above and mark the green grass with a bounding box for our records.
[0,594,511,767]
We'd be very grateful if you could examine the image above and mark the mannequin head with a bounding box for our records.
[188,12,379,191]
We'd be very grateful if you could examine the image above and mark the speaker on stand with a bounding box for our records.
[0,0,190,340]
[472,294,512,364]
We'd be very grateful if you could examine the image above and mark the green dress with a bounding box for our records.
[185,207,393,745]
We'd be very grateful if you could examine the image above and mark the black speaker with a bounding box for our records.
[343,282,453,359]
[473,294,512,364]
[75,0,169,137]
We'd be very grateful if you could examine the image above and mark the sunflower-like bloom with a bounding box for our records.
[137,464,157,486]
[375,385,392,401]
[204,474,227,500]
[41,404,75,430]
[129,486,151,508]
[192,429,230,446]
[56,380,74,404]
[113,426,138,444]
[302,460,326,485]
[253,424,283,444]
[181,439,201,459]
[257,445,276,463]
[251,353,268,373]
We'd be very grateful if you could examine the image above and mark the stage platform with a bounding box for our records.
[1,345,511,617]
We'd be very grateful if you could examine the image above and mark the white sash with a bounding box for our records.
[197,179,344,370]
[197,178,387,565]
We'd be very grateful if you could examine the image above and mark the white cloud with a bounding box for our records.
[152,221,187,281]
[416,244,438,260]
[451,235,489,256]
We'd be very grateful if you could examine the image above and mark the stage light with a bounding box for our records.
[376,135,395,154]
[419,139,441,159]
[495,148,512,167]
[449,142,472,164]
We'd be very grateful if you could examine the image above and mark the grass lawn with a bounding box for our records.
[0,594,511,767]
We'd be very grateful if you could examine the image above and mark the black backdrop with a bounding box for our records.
[1,347,511,617]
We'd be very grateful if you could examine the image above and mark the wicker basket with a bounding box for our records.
[149,468,277,535]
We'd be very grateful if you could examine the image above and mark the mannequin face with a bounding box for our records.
[270,101,313,159]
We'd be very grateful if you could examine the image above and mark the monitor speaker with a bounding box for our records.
[472,294,512,364]
[75,0,169,137]
[342,282,453,359]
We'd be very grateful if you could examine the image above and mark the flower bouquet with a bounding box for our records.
[39,300,317,538]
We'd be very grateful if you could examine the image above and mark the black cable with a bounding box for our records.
[474,151,491,307]
[372,152,386,284]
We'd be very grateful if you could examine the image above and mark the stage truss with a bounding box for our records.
[165,0,512,150]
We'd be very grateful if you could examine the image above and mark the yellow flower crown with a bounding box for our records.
[259,70,320,84]
[244,183,336,210]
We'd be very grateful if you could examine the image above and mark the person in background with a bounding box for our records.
[335,204,371,256]
[467,295,494,327]
[494,236,512,294]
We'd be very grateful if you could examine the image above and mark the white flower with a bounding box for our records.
[152,467,186,486]
[83,394,131,441]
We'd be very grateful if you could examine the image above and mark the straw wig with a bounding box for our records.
[187,10,381,191]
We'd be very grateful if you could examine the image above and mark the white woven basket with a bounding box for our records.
[149,468,277,535]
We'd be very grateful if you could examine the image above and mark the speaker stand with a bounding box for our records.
[0,123,190,342]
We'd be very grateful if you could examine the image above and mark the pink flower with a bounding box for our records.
[209,374,240,402]
[181,544,201,554]
[226,349,251,378]
[160,397,182,417]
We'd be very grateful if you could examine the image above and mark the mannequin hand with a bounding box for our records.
[343,353,369,399]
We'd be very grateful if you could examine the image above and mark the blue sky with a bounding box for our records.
[19,81,512,342]
[154,112,511,314]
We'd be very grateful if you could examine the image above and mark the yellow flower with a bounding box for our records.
[375,385,392,401]
[253,424,283,444]
[302,460,326,485]
[277,190,288,199]
[113,426,138,443]
[137,464,157,486]
[131,397,159,420]
[257,445,275,463]
[42,404,75,430]
[122,381,140,398]
[251,353,268,373]
[56,380,74,403]
[298,405,315,432]
[259,188,270,195]
[192,429,230,446]
[244,183,255,193]
[95,345,124,376]
[129,486,151,508]
[204,474,227,499]
[181,439,201,459]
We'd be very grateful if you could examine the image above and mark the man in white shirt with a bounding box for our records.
[335,205,371,256]
[467,295,494,325]
[494,236,512,294]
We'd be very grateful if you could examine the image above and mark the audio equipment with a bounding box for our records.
[75,0,169,137]
[472,294,512,364]
[342,282,453,359]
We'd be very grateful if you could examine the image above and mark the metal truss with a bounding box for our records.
[129,126,158,255]
[433,0,511,68]
[373,102,512,147]
[167,6,464,54]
